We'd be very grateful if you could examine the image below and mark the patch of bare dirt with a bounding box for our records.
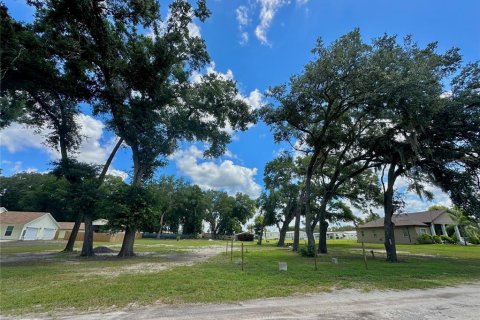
[13,282,480,319]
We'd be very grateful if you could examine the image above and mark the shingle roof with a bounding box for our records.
[0,211,50,225]
[358,210,451,229]
[57,222,85,230]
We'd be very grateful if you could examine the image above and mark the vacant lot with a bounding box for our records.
[1,239,479,317]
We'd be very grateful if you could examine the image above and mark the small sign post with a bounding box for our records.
[362,242,368,270]
[241,243,244,271]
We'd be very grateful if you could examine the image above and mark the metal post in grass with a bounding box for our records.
[241,243,244,271]
[231,238,233,262]
[362,242,368,270]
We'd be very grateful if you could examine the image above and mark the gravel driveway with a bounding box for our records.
[17,282,480,320]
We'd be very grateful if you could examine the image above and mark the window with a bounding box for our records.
[419,228,428,235]
[403,230,409,237]
[4,226,14,236]
[361,231,364,237]
[373,233,377,238]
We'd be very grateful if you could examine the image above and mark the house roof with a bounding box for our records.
[0,211,56,226]
[57,222,85,230]
[358,210,454,229]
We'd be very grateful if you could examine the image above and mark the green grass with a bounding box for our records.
[1,239,479,315]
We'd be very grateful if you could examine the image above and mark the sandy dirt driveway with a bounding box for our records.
[19,282,480,320]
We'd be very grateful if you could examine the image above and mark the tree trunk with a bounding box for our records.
[304,151,320,251]
[63,211,83,252]
[257,224,264,245]
[118,226,136,258]
[80,212,95,257]
[117,154,143,258]
[64,138,123,252]
[319,220,329,253]
[292,189,305,251]
[278,212,294,247]
[317,196,330,254]
[384,163,398,262]
[156,213,165,239]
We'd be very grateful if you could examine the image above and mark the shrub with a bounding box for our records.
[299,246,315,257]
[440,235,455,244]
[451,234,459,244]
[237,233,254,241]
[432,235,442,244]
[417,233,434,244]
[469,235,480,245]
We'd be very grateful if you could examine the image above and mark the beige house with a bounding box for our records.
[356,210,462,244]
[57,219,140,242]
[0,209,60,241]
[55,222,85,240]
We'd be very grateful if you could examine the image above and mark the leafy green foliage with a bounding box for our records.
[417,234,434,244]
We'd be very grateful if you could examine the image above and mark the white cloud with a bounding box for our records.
[107,168,129,181]
[255,0,287,46]
[296,0,309,5]
[187,22,202,38]
[236,6,251,45]
[191,62,234,84]
[239,88,263,110]
[0,114,125,173]
[240,31,249,45]
[172,145,261,198]
[236,6,250,26]
[0,123,50,154]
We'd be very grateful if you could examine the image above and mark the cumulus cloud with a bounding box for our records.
[107,169,129,181]
[0,114,127,178]
[187,22,202,38]
[236,6,250,26]
[255,0,287,46]
[236,6,250,44]
[172,145,261,198]
[190,62,263,137]
[239,88,263,110]
[296,0,309,5]
[379,170,452,214]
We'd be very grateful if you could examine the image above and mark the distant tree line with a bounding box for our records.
[0,172,256,238]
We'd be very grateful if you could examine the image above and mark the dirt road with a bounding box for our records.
[20,282,480,319]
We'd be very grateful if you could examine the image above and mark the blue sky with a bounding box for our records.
[1,0,479,215]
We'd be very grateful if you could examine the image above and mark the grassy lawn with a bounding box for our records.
[1,239,479,315]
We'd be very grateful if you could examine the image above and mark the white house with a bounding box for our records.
[0,209,60,241]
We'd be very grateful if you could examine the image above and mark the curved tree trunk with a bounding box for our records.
[317,196,330,253]
[63,137,123,253]
[117,154,143,258]
[257,223,264,245]
[304,151,320,251]
[80,212,95,257]
[156,213,165,239]
[292,189,305,251]
[63,211,83,252]
[319,220,329,253]
[118,226,136,258]
[384,162,399,262]
[278,211,294,247]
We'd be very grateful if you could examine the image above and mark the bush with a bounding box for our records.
[468,235,480,245]
[440,235,456,244]
[417,233,434,244]
[432,235,442,244]
[236,233,254,241]
[451,234,459,244]
[299,246,315,257]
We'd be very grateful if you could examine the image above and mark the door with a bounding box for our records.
[42,228,56,240]
[23,227,39,240]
